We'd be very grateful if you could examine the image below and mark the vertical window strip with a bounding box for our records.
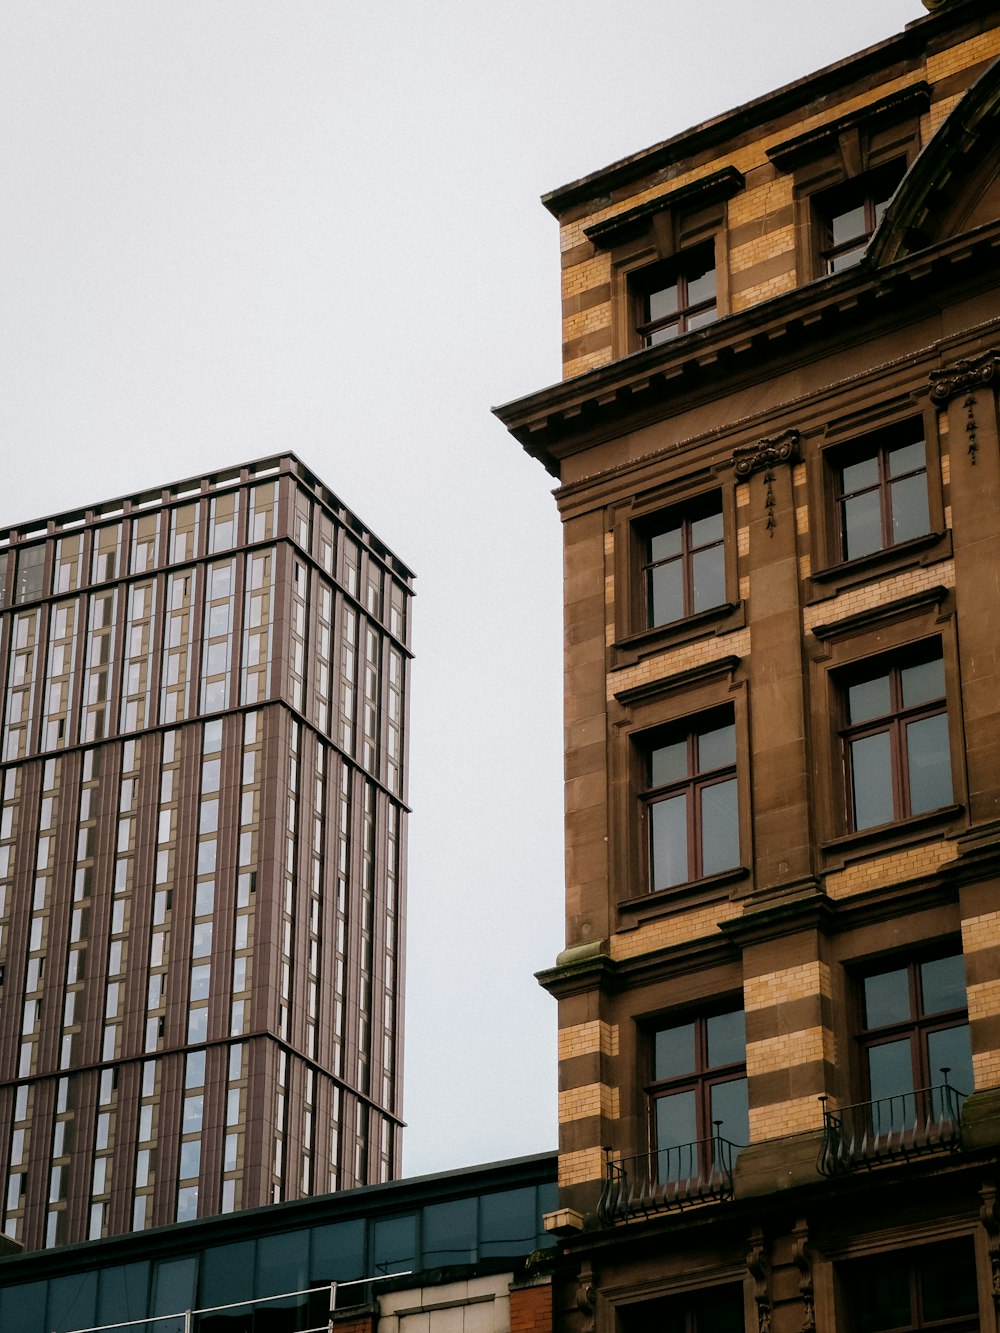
[43,598,82,750]
[82,590,118,743]
[121,579,158,733]
[221,1042,247,1213]
[339,603,357,756]
[89,1067,118,1240]
[233,712,259,1039]
[54,533,85,595]
[103,740,140,1065]
[4,609,41,761]
[241,548,275,705]
[0,766,23,970]
[132,1059,160,1230]
[20,758,60,1081]
[146,730,178,1054]
[248,482,276,543]
[4,1083,33,1239]
[161,569,195,724]
[64,749,99,1068]
[45,1076,73,1247]
[177,1051,205,1222]
[130,512,161,576]
[200,559,236,714]
[315,581,334,735]
[386,646,403,796]
[289,560,308,714]
[362,623,380,775]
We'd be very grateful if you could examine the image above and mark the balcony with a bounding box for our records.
[598,1135,739,1224]
[817,1080,965,1176]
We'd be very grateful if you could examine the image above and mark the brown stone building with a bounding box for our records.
[497,1,1000,1329]
[0,454,412,1250]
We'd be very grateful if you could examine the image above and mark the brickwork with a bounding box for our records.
[510,1280,554,1333]
[558,1145,606,1188]
[973,1049,1000,1091]
[745,962,832,1011]
[749,1093,826,1141]
[557,1020,619,1062]
[962,909,1000,955]
[607,627,750,700]
[558,1083,620,1124]
[610,899,742,960]
[824,840,959,899]
[801,560,956,633]
[746,1026,834,1079]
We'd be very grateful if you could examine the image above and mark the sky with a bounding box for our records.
[0,0,921,1178]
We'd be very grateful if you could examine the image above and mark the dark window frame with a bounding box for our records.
[641,708,741,893]
[855,948,972,1109]
[647,1005,749,1158]
[631,242,718,346]
[839,643,953,833]
[816,157,908,273]
[831,419,931,565]
[640,492,726,631]
[842,1237,979,1333]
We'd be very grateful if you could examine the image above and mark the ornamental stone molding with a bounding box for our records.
[732,429,801,477]
[928,349,1000,404]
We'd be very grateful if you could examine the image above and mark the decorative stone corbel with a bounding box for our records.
[792,1219,816,1333]
[980,1181,1000,1310]
[732,429,800,537]
[575,1259,597,1333]
[747,1229,772,1333]
[929,350,1000,465]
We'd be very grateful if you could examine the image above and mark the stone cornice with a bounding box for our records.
[493,220,1000,478]
[584,168,744,250]
[766,85,930,171]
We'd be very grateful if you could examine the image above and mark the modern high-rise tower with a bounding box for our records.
[0,453,412,1251]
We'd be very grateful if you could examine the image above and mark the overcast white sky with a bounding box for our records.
[0,1,920,1178]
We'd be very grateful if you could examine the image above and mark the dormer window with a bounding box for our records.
[633,245,717,345]
[819,159,907,273]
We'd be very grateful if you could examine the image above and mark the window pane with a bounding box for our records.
[843,490,883,559]
[648,321,680,344]
[654,1023,696,1081]
[650,525,682,563]
[422,1198,477,1266]
[686,264,716,306]
[920,1242,978,1322]
[864,968,911,1027]
[372,1214,417,1276]
[710,1077,749,1146]
[890,472,930,544]
[867,1038,914,1105]
[649,559,684,627]
[900,656,944,708]
[829,242,867,271]
[656,1089,697,1151]
[480,1186,538,1257]
[651,795,688,890]
[905,713,951,814]
[698,723,735,773]
[887,439,925,478]
[927,1024,973,1097]
[700,779,739,876]
[691,545,725,613]
[847,674,891,724]
[706,1010,745,1068]
[689,508,723,549]
[920,954,966,1015]
[651,741,688,787]
[686,305,717,331]
[850,732,894,829]
[648,281,679,322]
[831,202,867,247]
[841,455,879,493]
[856,1262,911,1333]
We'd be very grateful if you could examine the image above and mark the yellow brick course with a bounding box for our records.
[926,29,1000,86]
[558,1020,619,1061]
[558,1083,621,1124]
[565,350,611,379]
[749,1095,825,1141]
[736,483,751,508]
[604,531,615,556]
[740,575,751,601]
[608,627,750,701]
[745,961,832,1011]
[792,463,807,488]
[795,505,809,535]
[962,909,1000,954]
[558,1146,606,1188]
[825,840,958,899]
[563,306,613,343]
[973,1049,1000,1092]
[940,451,950,488]
[801,559,955,633]
[966,978,1000,1024]
[799,553,812,581]
[728,178,795,228]
[746,1026,834,1078]
[732,272,798,311]
[731,226,796,273]
[611,898,741,961]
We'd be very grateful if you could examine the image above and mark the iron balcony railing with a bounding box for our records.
[598,1134,740,1223]
[817,1078,965,1176]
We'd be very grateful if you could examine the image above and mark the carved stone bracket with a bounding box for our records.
[792,1219,816,1333]
[575,1259,597,1333]
[747,1230,773,1333]
[928,349,1000,404]
[732,429,801,478]
[980,1181,1000,1310]
[732,429,801,539]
